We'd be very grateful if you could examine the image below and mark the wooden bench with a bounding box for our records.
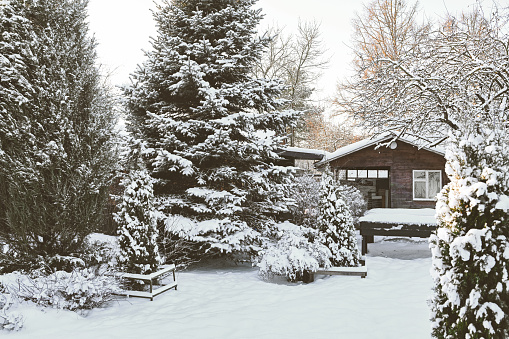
[360,221,436,255]
[115,264,177,301]
[307,258,367,282]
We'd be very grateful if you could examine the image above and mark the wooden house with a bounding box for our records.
[316,133,447,209]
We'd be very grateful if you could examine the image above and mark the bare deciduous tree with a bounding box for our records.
[300,107,365,152]
[350,0,431,76]
[253,20,330,146]
[336,2,509,146]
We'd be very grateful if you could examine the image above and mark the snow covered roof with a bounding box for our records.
[277,146,329,161]
[317,132,445,166]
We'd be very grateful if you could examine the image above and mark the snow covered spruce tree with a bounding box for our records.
[124,0,299,261]
[317,168,361,267]
[115,141,161,275]
[0,0,118,271]
[430,126,509,338]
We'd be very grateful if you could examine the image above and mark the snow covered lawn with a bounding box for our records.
[6,237,433,339]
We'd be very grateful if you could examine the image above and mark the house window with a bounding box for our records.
[346,169,389,181]
[413,170,442,200]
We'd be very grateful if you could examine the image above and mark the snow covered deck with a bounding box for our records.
[359,209,438,254]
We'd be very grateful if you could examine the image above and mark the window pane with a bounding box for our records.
[347,170,357,178]
[368,170,378,178]
[414,181,426,199]
[358,170,367,178]
[414,171,426,180]
[378,170,388,178]
[428,171,441,199]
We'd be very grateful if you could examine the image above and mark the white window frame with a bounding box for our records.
[413,170,442,201]
[346,169,390,180]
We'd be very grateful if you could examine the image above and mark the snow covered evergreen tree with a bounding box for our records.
[430,126,509,338]
[0,0,34,242]
[317,169,361,267]
[124,0,299,260]
[115,154,161,275]
[0,0,118,271]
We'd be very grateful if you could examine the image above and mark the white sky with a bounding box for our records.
[87,0,476,100]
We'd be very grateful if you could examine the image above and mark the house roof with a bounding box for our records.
[276,146,329,161]
[316,132,445,166]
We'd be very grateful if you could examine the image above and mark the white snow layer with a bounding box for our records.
[359,208,437,225]
[5,238,434,339]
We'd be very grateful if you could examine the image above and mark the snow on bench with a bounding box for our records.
[359,208,437,254]
[314,266,367,277]
[115,264,177,301]
[308,258,367,281]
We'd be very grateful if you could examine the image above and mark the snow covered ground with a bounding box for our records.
[5,236,433,339]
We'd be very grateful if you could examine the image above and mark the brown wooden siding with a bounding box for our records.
[329,141,447,209]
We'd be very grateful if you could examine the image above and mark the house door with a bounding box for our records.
[376,177,390,208]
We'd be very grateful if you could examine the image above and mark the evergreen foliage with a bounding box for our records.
[0,0,118,270]
[115,166,161,275]
[430,127,509,338]
[124,0,299,260]
[317,170,361,267]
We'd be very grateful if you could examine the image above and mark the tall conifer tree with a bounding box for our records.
[124,0,299,258]
[430,127,509,338]
[0,0,118,270]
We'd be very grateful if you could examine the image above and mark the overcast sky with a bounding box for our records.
[87,0,476,100]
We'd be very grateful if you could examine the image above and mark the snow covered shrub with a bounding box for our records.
[430,128,509,338]
[258,222,331,282]
[79,238,118,270]
[15,269,120,312]
[0,236,118,275]
[115,169,161,275]
[338,184,367,226]
[317,169,362,267]
[289,173,321,228]
[0,284,23,331]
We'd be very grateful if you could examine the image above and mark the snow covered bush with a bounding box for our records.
[123,0,300,263]
[0,284,23,331]
[288,174,367,229]
[114,169,161,275]
[258,222,331,282]
[0,236,117,275]
[79,238,118,270]
[289,173,321,228]
[338,184,367,226]
[317,169,362,267]
[12,269,120,312]
[430,127,509,338]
